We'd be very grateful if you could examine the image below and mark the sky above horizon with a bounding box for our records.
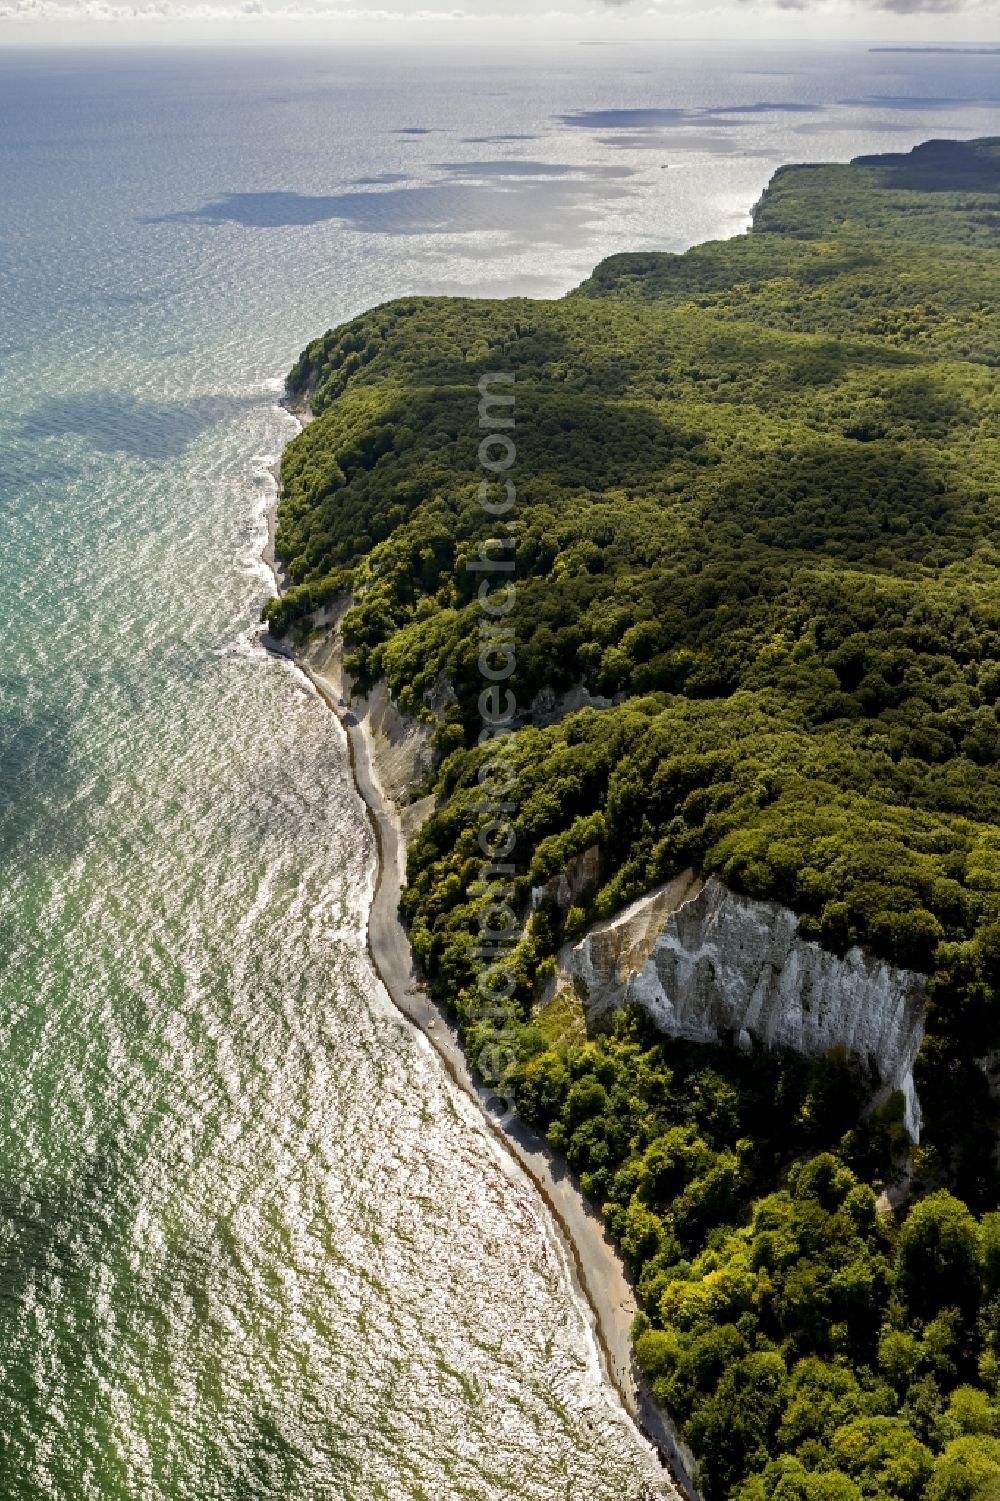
[0,0,997,46]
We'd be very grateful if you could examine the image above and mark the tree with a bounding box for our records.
[831,1416,934,1500]
[898,1193,982,1320]
[928,1436,1000,1501]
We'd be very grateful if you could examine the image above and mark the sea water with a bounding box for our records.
[0,42,996,1500]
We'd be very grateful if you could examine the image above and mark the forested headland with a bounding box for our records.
[266,138,1000,1500]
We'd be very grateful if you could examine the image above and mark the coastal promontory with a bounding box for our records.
[267,138,1000,1501]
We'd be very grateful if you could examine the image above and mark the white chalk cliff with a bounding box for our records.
[557,873,928,1140]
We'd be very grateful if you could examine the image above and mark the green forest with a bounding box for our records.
[267,138,1000,1499]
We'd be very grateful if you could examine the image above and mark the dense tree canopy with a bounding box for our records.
[267,138,1000,1498]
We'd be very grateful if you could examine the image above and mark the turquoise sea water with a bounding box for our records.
[0,43,997,1500]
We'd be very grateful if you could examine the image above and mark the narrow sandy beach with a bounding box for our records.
[260,393,695,1496]
[259,622,696,1501]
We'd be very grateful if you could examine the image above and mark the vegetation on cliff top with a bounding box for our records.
[267,138,1000,1498]
[511,1016,1000,1501]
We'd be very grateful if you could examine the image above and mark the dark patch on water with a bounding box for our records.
[19,393,254,461]
[0,679,85,862]
[148,165,636,247]
[839,95,991,109]
[433,159,632,179]
[218,1409,319,1499]
[792,119,915,135]
[461,133,539,143]
[351,172,410,185]
[0,1154,120,1311]
[558,102,821,129]
[151,187,463,230]
[594,131,756,154]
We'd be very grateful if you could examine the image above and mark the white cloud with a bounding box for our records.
[0,0,493,17]
[0,0,992,34]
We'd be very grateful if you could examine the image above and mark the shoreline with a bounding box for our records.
[259,391,698,1500]
[262,628,697,1499]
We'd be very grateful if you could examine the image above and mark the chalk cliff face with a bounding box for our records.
[300,615,437,838]
[559,874,928,1140]
[530,844,603,913]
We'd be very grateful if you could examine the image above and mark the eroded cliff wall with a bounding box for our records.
[558,874,928,1139]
